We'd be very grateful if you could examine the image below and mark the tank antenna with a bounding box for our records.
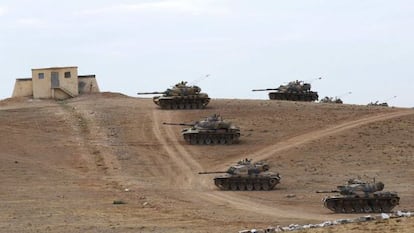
[190,74,210,85]
[337,91,352,98]
[304,76,322,83]
[383,95,397,102]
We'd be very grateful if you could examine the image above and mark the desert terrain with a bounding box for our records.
[0,93,413,233]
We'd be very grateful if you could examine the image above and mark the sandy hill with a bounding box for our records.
[0,93,413,233]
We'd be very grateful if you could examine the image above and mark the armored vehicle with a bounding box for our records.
[320,96,343,104]
[367,96,397,107]
[367,101,389,107]
[163,114,240,145]
[321,91,351,104]
[317,179,400,213]
[199,159,281,191]
[137,81,210,109]
[252,80,319,101]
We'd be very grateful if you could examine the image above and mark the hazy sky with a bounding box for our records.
[1,0,413,107]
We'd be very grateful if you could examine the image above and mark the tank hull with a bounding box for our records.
[268,91,318,101]
[182,129,240,145]
[213,175,280,191]
[323,192,400,213]
[153,95,210,109]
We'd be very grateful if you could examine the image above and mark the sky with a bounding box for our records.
[1,0,413,107]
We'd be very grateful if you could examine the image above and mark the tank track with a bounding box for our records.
[214,177,280,191]
[154,97,210,109]
[323,194,400,213]
[268,92,318,101]
[183,133,240,145]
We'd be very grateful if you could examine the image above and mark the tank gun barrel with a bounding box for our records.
[198,171,227,174]
[304,76,322,83]
[190,74,210,85]
[316,190,340,193]
[163,122,195,126]
[252,88,279,92]
[137,91,166,95]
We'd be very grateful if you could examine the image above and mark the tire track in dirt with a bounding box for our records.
[151,110,203,188]
[161,114,206,188]
[220,110,414,165]
[150,110,179,182]
[201,192,333,221]
[72,104,122,177]
[58,101,127,190]
[55,102,98,174]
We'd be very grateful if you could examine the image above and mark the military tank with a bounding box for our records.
[317,179,400,213]
[367,96,397,107]
[367,101,389,107]
[199,159,281,191]
[252,80,319,101]
[320,96,343,104]
[163,114,240,145]
[320,92,352,104]
[137,81,210,109]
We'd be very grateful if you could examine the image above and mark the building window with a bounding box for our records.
[64,72,71,78]
[38,73,44,79]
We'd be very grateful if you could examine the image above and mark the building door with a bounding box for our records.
[51,72,60,88]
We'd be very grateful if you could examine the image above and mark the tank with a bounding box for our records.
[199,159,281,191]
[317,178,400,213]
[163,114,240,145]
[320,96,343,104]
[137,81,210,109]
[367,96,396,107]
[367,101,389,107]
[252,80,319,101]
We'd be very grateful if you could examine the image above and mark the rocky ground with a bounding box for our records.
[0,93,413,233]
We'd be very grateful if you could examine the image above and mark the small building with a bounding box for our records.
[12,66,100,99]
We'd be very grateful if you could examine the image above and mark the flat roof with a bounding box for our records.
[16,78,33,81]
[78,75,96,78]
[32,66,78,71]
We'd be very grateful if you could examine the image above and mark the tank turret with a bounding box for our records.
[163,114,240,145]
[317,182,384,195]
[199,159,281,191]
[252,79,319,101]
[137,81,210,109]
[317,178,399,213]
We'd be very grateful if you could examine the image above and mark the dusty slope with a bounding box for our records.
[0,93,413,233]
